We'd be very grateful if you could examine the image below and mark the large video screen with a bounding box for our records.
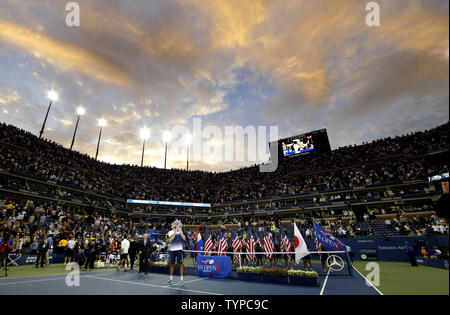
[282,135,314,156]
[271,129,331,159]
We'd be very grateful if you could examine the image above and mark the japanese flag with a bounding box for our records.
[294,223,310,263]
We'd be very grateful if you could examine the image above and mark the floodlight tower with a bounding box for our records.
[185,134,192,171]
[140,127,150,167]
[70,106,85,150]
[95,118,107,161]
[162,130,171,169]
[39,90,58,139]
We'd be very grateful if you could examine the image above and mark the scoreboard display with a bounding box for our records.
[270,128,331,159]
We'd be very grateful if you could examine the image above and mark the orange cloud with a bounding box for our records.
[0,19,137,87]
[187,0,270,48]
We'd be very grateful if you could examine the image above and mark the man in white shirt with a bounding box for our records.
[65,237,76,264]
[166,220,186,286]
[16,212,24,221]
[119,236,130,270]
[293,140,301,153]
[433,247,442,258]
[432,225,439,233]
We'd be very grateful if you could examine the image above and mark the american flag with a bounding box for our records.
[204,233,213,255]
[247,230,256,261]
[281,230,293,262]
[232,232,242,261]
[263,229,274,259]
[241,237,246,256]
[255,233,262,248]
[217,231,228,256]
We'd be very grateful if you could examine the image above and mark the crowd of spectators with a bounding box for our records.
[0,122,448,204]
[1,194,448,270]
[0,198,176,266]
[0,121,449,268]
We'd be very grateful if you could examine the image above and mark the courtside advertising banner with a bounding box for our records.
[7,253,65,265]
[196,255,232,278]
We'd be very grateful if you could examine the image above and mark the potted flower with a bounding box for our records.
[260,268,288,284]
[152,261,169,274]
[145,261,155,273]
[237,266,261,282]
[287,269,319,286]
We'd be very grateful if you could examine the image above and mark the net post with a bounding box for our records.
[345,250,354,277]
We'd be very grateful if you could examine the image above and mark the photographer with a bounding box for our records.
[74,248,86,267]
[0,232,14,276]
[165,220,186,286]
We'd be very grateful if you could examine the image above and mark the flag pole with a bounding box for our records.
[239,246,242,269]
[313,221,322,258]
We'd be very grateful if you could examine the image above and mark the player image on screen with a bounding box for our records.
[282,135,314,156]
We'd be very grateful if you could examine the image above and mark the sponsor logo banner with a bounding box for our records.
[196,256,232,278]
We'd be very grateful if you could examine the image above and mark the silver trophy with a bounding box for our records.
[173,219,183,231]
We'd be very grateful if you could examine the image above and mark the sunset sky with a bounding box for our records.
[0,0,448,171]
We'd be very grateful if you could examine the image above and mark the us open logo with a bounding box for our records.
[198,259,220,274]
[318,231,344,251]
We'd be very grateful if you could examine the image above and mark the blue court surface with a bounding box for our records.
[0,267,381,295]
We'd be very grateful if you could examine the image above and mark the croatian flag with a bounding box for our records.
[196,228,203,256]
[313,222,346,252]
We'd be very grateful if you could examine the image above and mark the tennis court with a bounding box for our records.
[0,263,380,295]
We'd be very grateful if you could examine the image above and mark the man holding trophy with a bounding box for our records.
[166,220,186,286]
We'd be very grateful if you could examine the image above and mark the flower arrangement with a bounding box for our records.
[153,261,180,268]
[237,266,262,274]
[153,261,169,267]
[260,268,288,276]
[287,269,318,278]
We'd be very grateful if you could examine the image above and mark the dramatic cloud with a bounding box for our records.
[0,0,448,171]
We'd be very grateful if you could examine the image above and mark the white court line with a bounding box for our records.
[88,275,223,295]
[0,276,66,286]
[0,272,112,286]
[319,269,331,295]
[183,277,210,284]
[352,266,383,295]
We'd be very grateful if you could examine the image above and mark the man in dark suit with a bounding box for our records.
[36,235,49,268]
[138,234,152,274]
[129,236,138,271]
